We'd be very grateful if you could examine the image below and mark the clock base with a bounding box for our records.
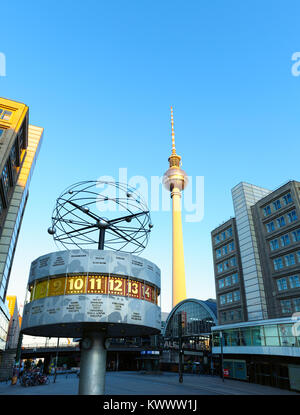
[78,331,107,395]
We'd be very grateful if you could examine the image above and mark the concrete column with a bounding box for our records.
[78,332,107,395]
[171,187,186,308]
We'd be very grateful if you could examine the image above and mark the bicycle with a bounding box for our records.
[20,373,33,387]
[37,374,50,385]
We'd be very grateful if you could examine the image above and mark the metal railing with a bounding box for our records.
[21,343,79,349]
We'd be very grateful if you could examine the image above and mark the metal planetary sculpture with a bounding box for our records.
[21,180,161,395]
[163,107,188,308]
[48,180,153,253]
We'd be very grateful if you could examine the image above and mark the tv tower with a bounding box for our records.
[163,107,188,308]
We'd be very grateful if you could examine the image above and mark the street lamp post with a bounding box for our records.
[178,313,183,383]
[54,338,60,383]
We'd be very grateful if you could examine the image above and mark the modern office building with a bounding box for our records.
[0,97,43,373]
[251,181,300,319]
[211,181,300,391]
[211,217,247,325]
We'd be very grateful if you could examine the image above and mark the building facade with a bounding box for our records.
[212,318,300,389]
[0,97,43,366]
[211,181,300,391]
[6,296,21,350]
[211,217,247,325]
[251,181,300,319]
[231,182,271,321]
[161,298,217,373]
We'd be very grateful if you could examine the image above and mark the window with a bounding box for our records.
[226,292,233,303]
[216,249,222,259]
[222,245,228,256]
[10,141,18,181]
[223,260,229,271]
[277,278,288,291]
[217,263,223,273]
[289,275,300,289]
[285,254,295,267]
[277,216,286,228]
[292,229,300,242]
[225,276,231,287]
[0,195,3,217]
[283,193,293,205]
[281,234,290,247]
[287,210,298,223]
[232,273,239,284]
[233,290,240,302]
[270,239,279,251]
[280,299,292,314]
[240,328,252,346]
[19,127,26,151]
[229,242,235,252]
[266,221,275,233]
[264,325,279,346]
[214,234,220,244]
[230,257,236,267]
[297,251,300,262]
[273,258,283,271]
[220,291,237,305]
[229,311,235,321]
[278,324,295,347]
[0,109,12,121]
[294,298,300,312]
[229,329,240,345]
[220,312,227,322]
[263,205,271,216]
[226,227,232,237]
[221,232,226,241]
[251,327,264,346]
[219,273,238,289]
[2,163,10,194]
[273,200,281,211]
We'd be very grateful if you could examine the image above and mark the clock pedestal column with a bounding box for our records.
[78,331,107,395]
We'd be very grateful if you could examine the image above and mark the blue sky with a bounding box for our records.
[1,0,300,313]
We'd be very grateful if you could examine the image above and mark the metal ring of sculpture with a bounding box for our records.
[48,180,152,254]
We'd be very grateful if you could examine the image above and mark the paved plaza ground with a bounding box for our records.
[0,371,298,395]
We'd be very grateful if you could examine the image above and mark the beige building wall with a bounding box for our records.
[0,125,43,301]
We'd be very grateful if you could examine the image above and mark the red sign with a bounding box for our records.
[223,369,229,377]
